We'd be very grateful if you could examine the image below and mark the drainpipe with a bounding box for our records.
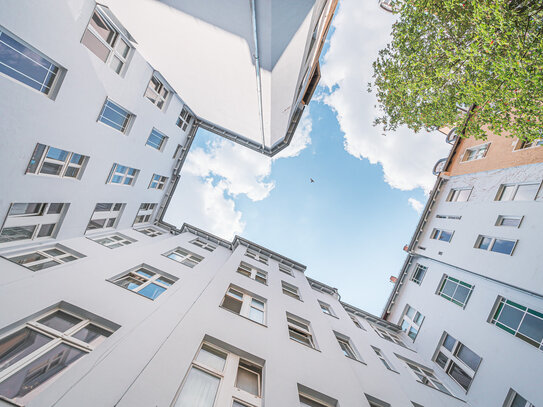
[250,0,266,151]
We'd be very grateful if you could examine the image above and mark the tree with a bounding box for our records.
[370,0,543,141]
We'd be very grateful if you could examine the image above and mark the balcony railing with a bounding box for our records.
[378,0,394,12]
[432,158,448,175]
[445,127,458,145]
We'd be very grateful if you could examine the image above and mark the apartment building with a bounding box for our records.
[383,123,543,407]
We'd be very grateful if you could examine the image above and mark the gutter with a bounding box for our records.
[250,0,266,151]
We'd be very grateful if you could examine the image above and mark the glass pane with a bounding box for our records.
[81,29,110,62]
[115,275,144,291]
[157,277,174,286]
[491,239,515,255]
[439,230,452,242]
[47,203,64,214]
[95,203,113,212]
[135,269,154,279]
[300,395,327,407]
[456,344,481,371]
[453,285,470,305]
[0,328,52,371]
[39,162,63,175]
[72,324,111,346]
[249,307,264,323]
[9,252,46,265]
[43,248,64,257]
[406,306,415,318]
[110,56,123,74]
[289,329,312,346]
[497,304,524,330]
[138,283,166,300]
[37,223,55,237]
[222,295,242,314]
[477,236,492,250]
[45,147,68,162]
[408,327,418,339]
[443,334,456,351]
[114,38,129,58]
[0,226,36,243]
[448,363,471,390]
[499,185,516,201]
[0,343,85,399]
[174,367,220,407]
[441,279,456,297]
[514,184,538,201]
[196,345,227,372]
[435,352,448,368]
[38,311,82,332]
[89,12,115,44]
[518,313,543,344]
[9,203,43,216]
[87,218,106,230]
[28,260,61,271]
[457,189,471,201]
[64,166,79,178]
[236,366,259,396]
[511,394,530,407]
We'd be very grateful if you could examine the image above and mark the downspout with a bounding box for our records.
[250,0,266,151]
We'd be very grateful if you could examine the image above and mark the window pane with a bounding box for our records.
[435,352,448,368]
[9,252,47,265]
[511,394,530,407]
[47,203,64,214]
[9,203,43,216]
[457,189,471,201]
[448,363,471,390]
[439,230,452,242]
[499,185,516,201]
[135,269,154,279]
[456,344,481,371]
[115,275,144,291]
[0,328,52,371]
[0,226,36,243]
[39,162,63,175]
[518,313,543,344]
[249,307,264,323]
[89,12,115,44]
[38,311,82,332]
[28,260,61,271]
[138,283,166,300]
[443,334,456,351]
[453,284,470,304]
[300,395,327,407]
[491,239,515,255]
[514,184,538,201]
[72,324,111,346]
[81,29,110,62]
[196,345,226,372]
[441,279,456,297]
[174,367,220,407]
[222,295,242,314]
[236,365,259,396]
[37,223,55,238]
[0,343,85,399]
[497,304,524,330]
[27,144,46,174]
[477,236,492,250]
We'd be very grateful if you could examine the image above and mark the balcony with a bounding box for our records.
[432,158,448,175]
[378,0,394,12]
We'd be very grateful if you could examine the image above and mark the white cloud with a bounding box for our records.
[408,197,424,214]
[273,108,312,160]
[320,0,450,193]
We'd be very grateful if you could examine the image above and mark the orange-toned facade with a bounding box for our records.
[440,128,543,177]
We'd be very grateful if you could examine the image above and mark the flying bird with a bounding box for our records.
[310,178,315,183]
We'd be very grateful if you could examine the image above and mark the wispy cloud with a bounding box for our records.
[408,197,424,214]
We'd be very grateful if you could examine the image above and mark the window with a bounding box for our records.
[26,144,88,179]
[190,238,217,252]
[245,248,269,265]
[410,264,427,285]
[318,301,334,316]
[435,214,462,220]
[371,325,406,347]
[133,203,157,225]
[446,188,472,202]
[4,245,84,271]
[365,394,391,407]
[400,305,424,341]
[110,265,176,300]
[237,262,267,284]
[298,385,337,407]
[430,228,453,243]
[403,359,452,396]
[462,143,490,162]
[282,281,301,300]
[515,139,543,150]
[81,9,132,74]
[279,263,294,276]
[144,74,169,109]
[334,333,361,361]
[490,297,543,350]
[107,163,139,185]
[299,395,332,407]
[173,342,263,407]
[495,182,540,201]
[0,306,116,404]
[176,106,193,131]
[503,389,535,407]
[437,275,474,307]
[145,129,168,151]
[0,27,62,96]
[98,99,134,133]
[220,286,266,324]
[0,203,67,244]
[91,233,135,249]
[349,314,365,330]
[434,333,481,392]
[149,174,168,190]
[371,347,396,371]
[173,144,183,159]
[164,247,203,268]
[86,203,124,232]
[136,227,163,237]
[474,235,517,255]
[496,215,523,228]
[287,315,316,349]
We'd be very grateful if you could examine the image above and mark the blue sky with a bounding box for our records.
[163,0,451,315]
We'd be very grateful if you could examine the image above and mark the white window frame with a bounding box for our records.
[135,227,163,237]
[97,99,134,133]
[190,237,217,252]
[148,174,168,190]
[503,389,535,407]
[164,247,204,268]
[107,163,139,186]
[400,305,424,341]
[176,106,193,131]
[495,182,541,201]
[220,286,266,325]
[145,128,168,151]
[144,74,170,110]
[402,358,453,396]
[437,275,474,308]
[371,346,396,372]
[430,228,454,243]
[110,264,177,300]
[318,301,335,317]
[461,143,490,162]
[514,138,543,150]
[282,281,301,300]
[3,245,84,271]
[474,235,517,255]
[287,314,316,349]
[349,313,365,330]
[279,263,294,276]
[446,187,472,202]
[334,332,362,362]
[133,203,157,225]
[26,144,89,179]
[90,233,135,249]
[245,248,269,265]
[371,325,406,348]
[495,215,523,228]
[410,264,427,285]
[85,203,124,233]
[237,262,267,284]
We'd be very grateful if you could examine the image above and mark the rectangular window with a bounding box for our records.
[145,128,168,151]
[164,247,203,268]
[400,305,424,341]
[434,333,481,392]
[86,202,124,232]
[135,227,163,237]
[474,235,517,255]
[365,394,391,407]
[220,286,266,325]
[495,182,540,201]
[334,333,361,361]
[279,263,293,276]
[144,74,169,109]
[503,389,535,407]
[437,275,473,307]
[245,248,269,265]
[490,297,543,350]
[319,301,335,316]
[173,342,263,407]
[237,262,267,284]
[496,215,523,228]
[110,264,177,300]
[4,245,84,271]
[91,233,135,249]
[403,359,452,396]
[371,346,396,371]
[0,202,68,244]
[287,314,316,349]
[430,228,453,243]
[282,281,301,300]
[176,106,193,131]
[81,9,132,74]
[410,264,427,285]
[173,144,183,159]
[298,385,337,407]
[190,237,217,252]
[107,163,139,186]
[349,314,365,330]
[0,27,62,96]
[148,174,168,190]
[26,144,88,179]
[515,139,543,150]
[461,143,490,162]
[98,99,134,133]
[0,306,116,404]
[133,203,157,225]
[446,188,472,202]
[371,325,406,347]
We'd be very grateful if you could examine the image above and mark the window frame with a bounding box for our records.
[133,203,157,226]
[144,74,170,110]
[245,248,269,265]
[145,128,168,151]
[163,246,204,268]
[461,143,490,162]
[334,332,362,362]
[106,163,139,186]
[282,281,301,300]
[237,262,267,285]
[287,314,316,349]
[135,226,163,237]
[410,264,427,285]
[220,286,267,325]
[90,232,135,249]
[371,346,396,372]
[26,144,89,180]
[318,301,335,317]
[437,275,474,308]
[3,244,85,271]
[400,305,424,341]
[148,174,168,190]
[446,187,472,202]
[109,264,177,300]
[190,237,217,252]
[401,358,453,396]
[474,235,517,255]
[278,263,294,276]
[502,389,535,407]
[85,202,125,233]
[176,106,193,131]
[97,99,134,134]
[495,182,541,201]
[371,324,406,348]
[430,228,454,243]
[495,215,523,228]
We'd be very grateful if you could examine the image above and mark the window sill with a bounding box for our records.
[219,306,267,328]
[345,355,366,365]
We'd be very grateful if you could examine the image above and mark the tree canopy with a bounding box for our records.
[370,0,543,141]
